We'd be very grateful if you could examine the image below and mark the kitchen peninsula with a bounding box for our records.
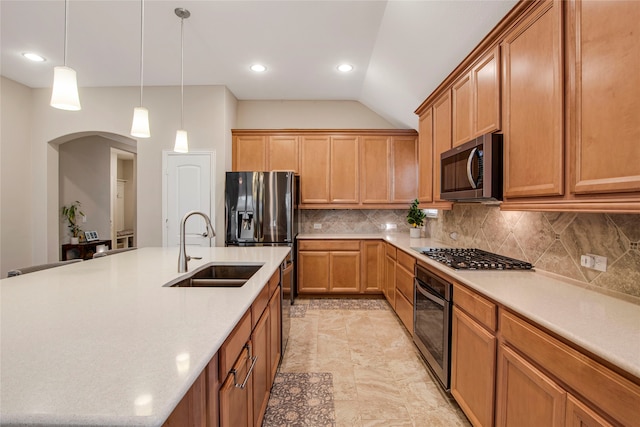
[0,246,290,426]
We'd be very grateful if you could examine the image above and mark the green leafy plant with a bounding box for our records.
[61,201,84,238]
[406,198,426,228]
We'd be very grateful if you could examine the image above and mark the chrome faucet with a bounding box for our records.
[178,211,215,273]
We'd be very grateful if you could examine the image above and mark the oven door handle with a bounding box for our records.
[415,280,446,307]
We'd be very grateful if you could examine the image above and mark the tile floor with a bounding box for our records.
[263,298,471,427]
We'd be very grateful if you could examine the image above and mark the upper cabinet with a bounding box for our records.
[415,0,640,212]
[232,129,418,209]
[453,46,501,148]
[567,0,640,197]
[502,0,564,199]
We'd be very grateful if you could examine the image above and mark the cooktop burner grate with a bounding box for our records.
[417,248,533,270]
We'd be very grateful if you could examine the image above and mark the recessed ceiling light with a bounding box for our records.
[250,64,267,72]
[337,64,353,72]
[22,52,46,62]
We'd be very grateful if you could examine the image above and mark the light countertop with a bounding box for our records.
[298,233,640,380]
[0,246,290,427]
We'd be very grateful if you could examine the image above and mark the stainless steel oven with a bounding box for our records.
[413,262,453,391]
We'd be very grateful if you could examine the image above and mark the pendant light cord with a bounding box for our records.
[63,0,68,66]
[139,0,145,106]
[180,15,184,129]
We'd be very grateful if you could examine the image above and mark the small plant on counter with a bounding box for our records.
[61,201,84,241]
[407,198,426,228]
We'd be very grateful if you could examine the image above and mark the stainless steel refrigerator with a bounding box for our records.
[225,171,298,353]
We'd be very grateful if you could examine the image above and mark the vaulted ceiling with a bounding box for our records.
[1,1,517,129]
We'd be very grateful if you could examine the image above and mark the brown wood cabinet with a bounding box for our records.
[297,240,361,294]
[361,240,384,293]
[233,135,267,172]
[219,345,254,427]
[502,0,564,199]
[390,136,418,203]
[163,370,206,427]
[451,307,496,427]
[330,136,359,204]
[268,135,299,172]
[251,308,270,427]
[565,394,613,427]
[472,46,501,137]
[300,135,331,204]
[496,343,566,427]
[268,288,282,386]
[433,91,453,205]
[360,135,390,204]
[567,0,640,197]
[394,250,415,333]
[452,73,473,147]
[417,109,433,203]
[384,243,396,309]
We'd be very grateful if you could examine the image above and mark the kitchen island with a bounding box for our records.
[0,246,290,427]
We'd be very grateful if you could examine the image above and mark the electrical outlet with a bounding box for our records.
[580,254,607,272]
[313,223,322,230]
[82,215,87,223]
[386,223,397,230]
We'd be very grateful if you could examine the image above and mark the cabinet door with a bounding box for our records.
[390,136,418,203]
[219,346,253,427]
[394,290,413,333]
[384,254,396,309]
[473,46,500,136]
[566,394,613,427]
[252,312,270,427]
[233,136,267,171]
[361,241,384,293]
[297,251,330,293]
[268,288,282,385]
[451,307,496,427]
[268,135,298,172]
[568,0,640,195]
[330,136,359,204]
[452,72,473,147]
[433,90,452,202]
[502,0,563,198]
[329,251,360,293]
[299,136,330,204]
[496,344,566,427]
[418,109,434,203]
[360,136,391,203]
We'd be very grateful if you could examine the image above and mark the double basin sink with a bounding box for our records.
[164,263,263,288]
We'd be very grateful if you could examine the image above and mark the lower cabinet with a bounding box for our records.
[394,249,415,333]
[451,282,640,427]
[361,240,385,293]
[162,270,283,427]
[219,345,254,427]
[451,307,496,427]
[252,307,270,427]
[384,244,396,309]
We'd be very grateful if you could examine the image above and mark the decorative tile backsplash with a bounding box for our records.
[300,206,640,300]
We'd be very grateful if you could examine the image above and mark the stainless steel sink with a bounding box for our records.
[164,263,263,288]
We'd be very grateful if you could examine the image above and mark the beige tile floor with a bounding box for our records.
[267,298,471,427]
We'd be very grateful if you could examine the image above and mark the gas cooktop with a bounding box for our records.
[414,247,534,270]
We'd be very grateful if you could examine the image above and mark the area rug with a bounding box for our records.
[262,372,335,427]
[307,298,388,310]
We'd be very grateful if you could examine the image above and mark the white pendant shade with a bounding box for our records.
[130,107,151,138]
[50,66,81,111]
[174,129,189,153]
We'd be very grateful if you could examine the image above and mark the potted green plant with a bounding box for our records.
[62,201,84,244]
[407,198,426,238]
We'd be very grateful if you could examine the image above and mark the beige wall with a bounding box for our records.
[0,77,33,276]
[236,100,397,129]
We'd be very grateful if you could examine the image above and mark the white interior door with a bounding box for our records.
[163,152,215,247]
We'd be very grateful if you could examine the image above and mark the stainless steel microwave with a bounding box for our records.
[440,133,503,201]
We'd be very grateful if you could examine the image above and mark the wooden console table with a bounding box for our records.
[61,240,112,260]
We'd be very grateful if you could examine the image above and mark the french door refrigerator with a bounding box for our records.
[225,171,298,352]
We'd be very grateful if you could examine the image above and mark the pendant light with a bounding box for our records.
[130,0,150,138]
[50,0,81,111]
[173,8,190,153]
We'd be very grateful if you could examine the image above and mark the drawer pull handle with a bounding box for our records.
[231,344,258,389]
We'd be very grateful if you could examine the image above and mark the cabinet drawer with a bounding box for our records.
[298,240,360,251]
[395,289,413,334]
[219,310,252,378]
[500,309,640,427]
[385,243,397,260]
[454,283,497,331]
[395,264,414,304]
[396,249,416,273]
[251,284,270,329]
